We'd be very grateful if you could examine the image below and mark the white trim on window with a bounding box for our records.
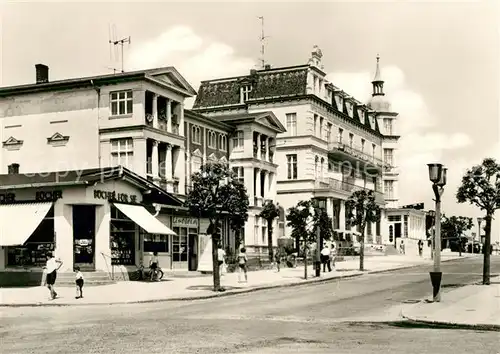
[191,125,201,144]
[110,90,133,116]
[111,138,134,169]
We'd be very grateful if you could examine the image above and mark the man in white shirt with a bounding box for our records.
[321,245,332,272]
[44,252,63,300]
[217,244,226,276]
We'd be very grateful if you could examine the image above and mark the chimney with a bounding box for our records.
[264,64,271,70]
[35,64,49,84]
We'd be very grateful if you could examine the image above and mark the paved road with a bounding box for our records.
[1,257,499,354]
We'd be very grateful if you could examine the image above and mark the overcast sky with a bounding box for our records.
[1,1,499,239]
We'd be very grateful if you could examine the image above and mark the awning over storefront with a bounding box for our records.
[0,202,53,246]
[113,203,176,235]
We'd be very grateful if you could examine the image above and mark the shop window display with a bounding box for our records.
[172,227,190,262]
[7,207,55,267]
[144,233,169,253]
[110,206,136,265]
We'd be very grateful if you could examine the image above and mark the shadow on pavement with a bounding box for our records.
[186,285,244,291]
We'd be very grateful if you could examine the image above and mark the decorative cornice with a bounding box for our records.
[2,136,23,150]
[47,132,70,146]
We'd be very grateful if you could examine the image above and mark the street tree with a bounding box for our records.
[185,162,249,291]
[441,215,473,256]
[456,157,500,285]
[345,190,381,271]
[259,200,280,261]
[286,199,333,279]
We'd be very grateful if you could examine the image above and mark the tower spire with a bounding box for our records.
[371,54,385,96]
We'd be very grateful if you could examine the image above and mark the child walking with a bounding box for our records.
[75,266,84,299]
[238,248,248,283]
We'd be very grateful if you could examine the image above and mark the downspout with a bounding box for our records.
[90,80,102,168]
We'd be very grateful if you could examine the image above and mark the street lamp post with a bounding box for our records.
[428,210,436,260]
[427,163,447,302]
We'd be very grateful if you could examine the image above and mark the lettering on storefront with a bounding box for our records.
[172,217,199,228]
[0,193,16,204]
[94,190,138,203]
[35,190,63,202]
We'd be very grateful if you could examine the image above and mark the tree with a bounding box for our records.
[345,190,381,271]
[185,162,249,291]
[456,158,500,285]
[286,199,334,279]
[259,200,280,261]
[441,215,473,256]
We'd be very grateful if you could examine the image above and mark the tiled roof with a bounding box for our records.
[193,66,309,108]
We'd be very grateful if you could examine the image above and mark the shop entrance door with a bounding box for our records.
[188,233,198,271]
[73,205,96,271]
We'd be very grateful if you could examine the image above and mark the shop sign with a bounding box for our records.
[94,190,138,203]
[172,216,199,228]
[0,193,16,204]
[35,190,63,202]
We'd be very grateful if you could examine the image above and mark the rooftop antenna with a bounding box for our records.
[108,24,131,73]
[258,16,270,69]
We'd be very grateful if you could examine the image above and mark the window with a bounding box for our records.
[110,90,133,116]
[384,118,393,135]
[349,133,354,148]
[286,113,297,136]
[313,114,318,136]
[286,154,298,180]
[262,225,267,244]
[143,234,169,253]
[110,205,136,265]
[254,216,260,245]
[240,85,252,103]
[361,139,365,152]
[207,130,217,149]
[338,128,343,143]
[191,156,202,174]
[326,123,332,143]
[219,134,227,151]
[320,157,324,179]
[314,156,319,179]
[232,131,244,149]
[384,148,394,166]
[191,125,201,144]
[111,138,133,169]
[372,144,376,157]
[384,180,394,199]
[232,166,244,184]
[404,215,408,237]
[7,206,55,267]
[319,117,324,139]
[172,227,188,262]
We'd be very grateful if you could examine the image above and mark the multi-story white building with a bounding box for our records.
[0,64,282,281]
[193,47,402,246]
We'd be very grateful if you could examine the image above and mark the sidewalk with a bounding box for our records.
[0,252,475,307]
[402,275,500,330]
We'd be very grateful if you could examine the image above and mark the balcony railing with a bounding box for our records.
[328,141,386,168]
[315,177,385,203]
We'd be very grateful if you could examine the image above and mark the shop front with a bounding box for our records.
[0,167,183,286]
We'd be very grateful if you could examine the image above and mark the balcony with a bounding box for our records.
[314,177,385,204]
[328,141,388,174]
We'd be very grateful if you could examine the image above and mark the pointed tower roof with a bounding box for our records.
[372,54,383,83]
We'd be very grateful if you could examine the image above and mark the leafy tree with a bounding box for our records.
[286,199,334,279]
[441,215,473,256]
[456,158,500,285]
[345,190,381,271]
[185,162,249,291]
[259,200,280,261]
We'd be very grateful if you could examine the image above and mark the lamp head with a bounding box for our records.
[427,163,443,184]
[437,167,447,187]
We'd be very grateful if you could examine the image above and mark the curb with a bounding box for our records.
[0,256,473,308]
[400,313,500,332]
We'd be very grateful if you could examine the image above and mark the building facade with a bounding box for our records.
[192,47,402,245]
[0,64,282,276]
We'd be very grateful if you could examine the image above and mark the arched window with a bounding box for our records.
[320,157,325,179]
[315,156,319,178]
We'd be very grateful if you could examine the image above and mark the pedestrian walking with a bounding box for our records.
[274,249,281,272]
[238,247,248,282]
[43,252,62,300]
[217,244,226,277]
[74,266,84,299]
[400,240,405,255]
[329,243,336,270]
[321,244,332,272]
[418,240,423,257]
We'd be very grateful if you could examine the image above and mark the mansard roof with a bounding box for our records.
[193,65,309,109]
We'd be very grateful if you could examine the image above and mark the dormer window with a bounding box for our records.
[240,85,252,103]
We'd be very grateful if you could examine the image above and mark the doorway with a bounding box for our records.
[73,205,96,271]
[394,223,402,247]
[188,233,198,271]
